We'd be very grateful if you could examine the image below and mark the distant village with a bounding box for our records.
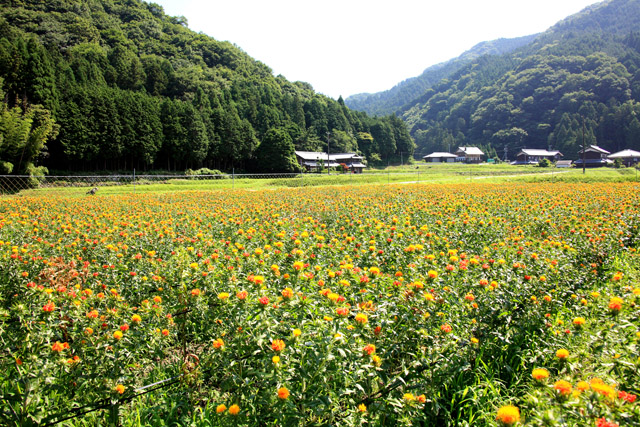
[295,146,640,173]
[422,146,640,168]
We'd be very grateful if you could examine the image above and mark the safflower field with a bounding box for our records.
[1,182,639,426]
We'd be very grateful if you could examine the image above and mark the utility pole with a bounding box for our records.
[326,131,331,175]
[504,145,508,162]
[582,117,586,175]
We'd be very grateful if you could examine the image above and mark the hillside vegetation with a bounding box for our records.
[345,35,537,117]
[402,0,640,159]
[0,0,414,173]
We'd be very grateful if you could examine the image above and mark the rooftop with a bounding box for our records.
[423,152,457,158]
[518,149,562,157]
[456,147,484,156]
[578,145,610,155]
[608,149,640,158]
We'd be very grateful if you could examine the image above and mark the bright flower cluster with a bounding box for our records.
[1,183,639,425]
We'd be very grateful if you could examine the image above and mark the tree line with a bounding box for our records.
[402,0,640,160]
[0,0,414,174]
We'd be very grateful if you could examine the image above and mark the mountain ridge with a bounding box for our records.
[399,0,640,160]
[345,34,538,116]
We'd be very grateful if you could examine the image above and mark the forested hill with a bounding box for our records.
[0,0,413,173]
[401,0,640,160]
[344,34,538,117]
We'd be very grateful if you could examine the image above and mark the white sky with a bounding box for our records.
[152,0,602,99]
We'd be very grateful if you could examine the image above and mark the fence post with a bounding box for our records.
[387,171,390,184]
[232,168,235,189]
[108,402,120,426]
[133,169,135,194]
[300,172,303,188]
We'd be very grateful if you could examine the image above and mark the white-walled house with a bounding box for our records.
[295,151,367,173]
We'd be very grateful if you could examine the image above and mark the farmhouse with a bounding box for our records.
[423,152,457,163]
[512,149,563,165]
[573,145,612,168]
[455,146,484,163]
[607,149,640,167]
[295,151,367,173]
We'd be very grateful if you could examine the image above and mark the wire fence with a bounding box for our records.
[0,167,577,195]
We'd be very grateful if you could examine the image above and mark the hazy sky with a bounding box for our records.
[152,0,602,99]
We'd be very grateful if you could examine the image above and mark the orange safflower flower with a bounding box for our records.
[403,393,415,402]
[363,344,376,355]
[42,301,55,312]
[576,381,590,392]
[213,338,224,349]
[532,368,549,381]
[572,317,585,327]
[51,341,65,352]
[554,380,573,396]
[496,405,520,425]
[608,297,623,312]
[277,387,290,400]
[596,418,619,427]
[556,349,569,359]
[618,390,637,403]
[216,404,227,413]
[590,378,616,399]
[336,307,350,316]
[115,384,125,394]
[228,404,240,415]
[355,313,368,324]
[271,339,285,352]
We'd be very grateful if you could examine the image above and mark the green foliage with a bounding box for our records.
[345,34,537,116]
[0,0,414,172]
[1,184,639,425]
[254,127,300,173]
[184,167,225,176]
[538,158,551,168]
[348,0,640,162]
[0,84,58,175]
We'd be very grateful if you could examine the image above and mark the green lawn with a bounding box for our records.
[4,164,638,197]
